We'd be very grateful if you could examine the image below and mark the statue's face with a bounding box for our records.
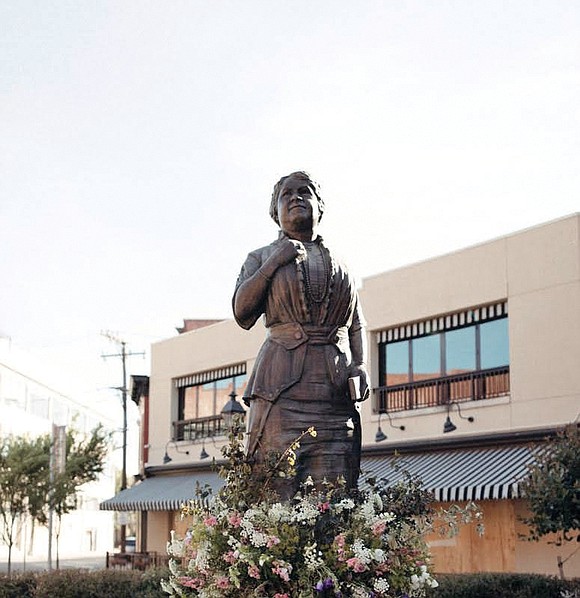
[276,176,320,234]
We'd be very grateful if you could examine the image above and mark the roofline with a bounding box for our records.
[362,212,579,284]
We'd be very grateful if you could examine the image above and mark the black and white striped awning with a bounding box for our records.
[99,472,222,512]
[361,443,538,502]
[376,300,508,344]
[174,363,246,389]
[100,443,539,511]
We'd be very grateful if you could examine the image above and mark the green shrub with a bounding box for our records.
[0,568,169,598]
[0,572,37,598]
[426,572,580,598]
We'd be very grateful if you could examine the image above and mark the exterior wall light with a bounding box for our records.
[443,401,474,433]
[163,440,190,464]
[375,411,405,443]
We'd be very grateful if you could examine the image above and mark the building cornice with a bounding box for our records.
[362,426,561,457]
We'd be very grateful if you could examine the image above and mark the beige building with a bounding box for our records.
[102,213,580,577]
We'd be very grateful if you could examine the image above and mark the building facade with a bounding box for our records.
[102,214,580,577]
[0,341,116,565]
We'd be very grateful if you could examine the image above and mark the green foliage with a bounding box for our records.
[519,424,580,543]
[0,568,169,598]
[164,421,441,598]
[50,425,110,519]
[425,572,580,598]
[0,572,37,598]
[0,426,110,573]
[0,436,49,573]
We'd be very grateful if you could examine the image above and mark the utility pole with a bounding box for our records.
[102,331,145,553]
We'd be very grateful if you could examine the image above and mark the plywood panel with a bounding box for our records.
[427,500,515,573]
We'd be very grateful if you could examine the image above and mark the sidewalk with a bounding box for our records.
[0,555,106,574]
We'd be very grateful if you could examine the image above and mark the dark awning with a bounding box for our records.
[100,472,222,512]
[361,443,539,502]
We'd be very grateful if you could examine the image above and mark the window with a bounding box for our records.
[480,318,509,369]
[179,375,248,422]
[377,302,510,412]
[173,364,248,440]
[446,327,475,375]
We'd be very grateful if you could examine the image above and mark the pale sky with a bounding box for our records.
[1,1,579,414]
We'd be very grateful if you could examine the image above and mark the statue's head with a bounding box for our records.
[269,171,325,226]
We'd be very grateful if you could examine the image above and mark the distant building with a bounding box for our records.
[102,213,580,577]
[0,342,116,563]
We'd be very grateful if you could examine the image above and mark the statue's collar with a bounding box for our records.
[278,230,324,244]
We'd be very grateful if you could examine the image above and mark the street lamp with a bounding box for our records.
[220,390,246,429]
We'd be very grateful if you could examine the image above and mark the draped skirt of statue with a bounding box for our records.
[248,344,361,499]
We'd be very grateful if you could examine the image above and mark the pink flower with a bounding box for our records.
[203,515,218,527]
[334,533,347,561]
[223,550,237,564]
[346,557,368,573]
[274,594,290,598]
[178,576,204,589]
[248,564,261,580]
[372,521,387,536]
[272,560,291,582]
[318,501,330,513]
[267,535,281,548]
[215,576,231,589]
[228,512,242,527]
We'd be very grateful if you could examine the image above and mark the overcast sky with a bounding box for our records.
[1,1,578,411]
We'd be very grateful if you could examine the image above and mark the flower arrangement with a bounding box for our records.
[161,422,442,598]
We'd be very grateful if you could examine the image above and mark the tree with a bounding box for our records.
[520,424,580,576]
[48,425,110,567]
[0,435,47,574]
[0,426,110,573]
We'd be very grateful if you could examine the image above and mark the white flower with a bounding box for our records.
[352,538,373,565]
[195,540,210,571]
[373,577,390,593]
[168,558,179,576]
[348,584,369,598]
[290,499,319,524]
[160,578,174,595]
[334,498,355,513]
[167,530,185,557]
[268,502,291,523]
[304,542,324,570]
[410,566,438,592]
[358,496,376,520]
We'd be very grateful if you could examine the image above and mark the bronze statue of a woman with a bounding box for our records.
[233,171,369,498]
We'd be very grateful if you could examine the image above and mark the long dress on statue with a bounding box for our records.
[233,232,364,498]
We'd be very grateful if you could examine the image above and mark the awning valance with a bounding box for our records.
[361,443,538,502]
[174,363,246,389]
[99,472,222,512]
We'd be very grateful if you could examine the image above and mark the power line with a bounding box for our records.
[101,330,145,554]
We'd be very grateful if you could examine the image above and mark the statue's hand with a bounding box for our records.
[269,239,306,270]
[349,364,370,402]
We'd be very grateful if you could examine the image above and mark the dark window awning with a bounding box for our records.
[362,443,539,502]
[100,472,222,512]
